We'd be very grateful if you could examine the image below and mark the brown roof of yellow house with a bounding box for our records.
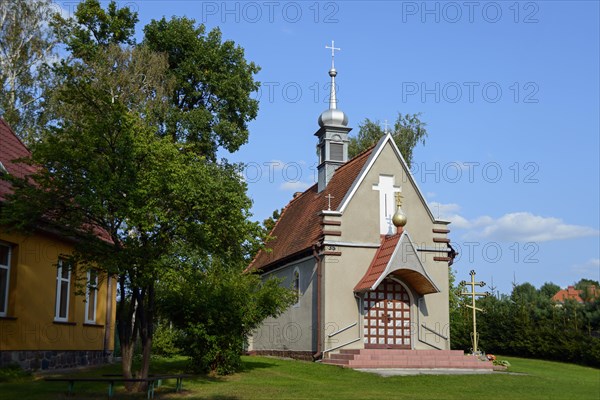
[0,119,37,201]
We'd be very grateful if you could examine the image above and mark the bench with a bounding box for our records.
[44,374,191,398]
[102,374,189,391]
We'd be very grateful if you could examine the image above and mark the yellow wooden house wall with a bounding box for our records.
[0,229,116,352]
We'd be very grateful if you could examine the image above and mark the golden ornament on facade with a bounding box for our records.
[393,192,407,227]
[392,208,407,227]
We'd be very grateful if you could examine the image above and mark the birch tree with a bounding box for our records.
[0,0,58,143]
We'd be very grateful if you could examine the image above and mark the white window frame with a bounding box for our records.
[85,269,98,324]
[54,259,71,322]
[0,242,12,317]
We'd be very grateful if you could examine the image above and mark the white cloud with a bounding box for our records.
[570,258,600,277]
[279,181,311,191]
[429,202,599,242]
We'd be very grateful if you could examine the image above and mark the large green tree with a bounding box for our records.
[0,0,58,143]
[348,112,428,168]
[1,0,263,390]
[143,16,260,159]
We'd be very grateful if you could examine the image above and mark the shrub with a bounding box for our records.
[0,364,30,383]
[152,321,184,357]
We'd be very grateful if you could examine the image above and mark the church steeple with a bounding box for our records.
[316,40,352,193]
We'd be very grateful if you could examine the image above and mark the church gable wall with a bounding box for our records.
[322,140,451,351]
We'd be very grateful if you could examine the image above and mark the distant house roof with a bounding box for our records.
[247,147,374,272]
[0,119,36,201]
[552,286,584,303]
[552,285,598,304]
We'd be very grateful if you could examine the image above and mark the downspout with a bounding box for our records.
[312,241,323,360]
[103,275,113,360]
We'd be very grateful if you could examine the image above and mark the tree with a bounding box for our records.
[143,16,260,159]
[539,282,561,299]
[1,0,264,390]
[348,112,428,168]
[575,278,600,302]
[157,255,295,374]
[0,0,58,144]
[52,0,138,61]
[451,280,600,367]
[262,208,283,233]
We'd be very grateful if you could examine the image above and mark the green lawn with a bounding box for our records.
[1,355,598,399]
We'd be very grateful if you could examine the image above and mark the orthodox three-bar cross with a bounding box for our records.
[460,270,490,355]
[395,192,404,208]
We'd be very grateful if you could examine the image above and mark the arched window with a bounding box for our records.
[293,268,300,304]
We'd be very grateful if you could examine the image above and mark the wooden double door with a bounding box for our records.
[363,278,411,349]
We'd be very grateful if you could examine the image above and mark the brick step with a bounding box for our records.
[322,358,350,366]
[340,349,466,356]
[346,361,493,369]
[327,353,355,361]
[324,349,495,370]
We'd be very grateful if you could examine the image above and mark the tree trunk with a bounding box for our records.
[116,275,139,391]
[137,336,152,391]
[135,283,155,392]
[121,342,135,391]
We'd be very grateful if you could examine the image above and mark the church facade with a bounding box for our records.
[247,54,455,361]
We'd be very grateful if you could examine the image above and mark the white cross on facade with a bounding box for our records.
[372,175,401,235]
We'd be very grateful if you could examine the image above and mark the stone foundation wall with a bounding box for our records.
[0,350,113,371]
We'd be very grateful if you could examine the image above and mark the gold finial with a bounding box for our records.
[392,192,407,228]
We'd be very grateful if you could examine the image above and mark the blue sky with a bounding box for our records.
[64,1,599,294]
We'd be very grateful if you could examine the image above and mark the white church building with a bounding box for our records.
[247,45,493,370]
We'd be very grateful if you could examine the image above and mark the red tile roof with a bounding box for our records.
[248,147,374,272]
[552,286,583,303]
[354,233,401,291]
[0,119,36,201]
[552,285,598,303]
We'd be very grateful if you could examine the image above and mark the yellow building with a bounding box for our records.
[0,119,116,370]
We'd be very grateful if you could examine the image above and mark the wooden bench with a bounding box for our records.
[44,374,191,398]
[102,374,190,391]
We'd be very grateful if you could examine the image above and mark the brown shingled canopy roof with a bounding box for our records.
[354,232,440,295]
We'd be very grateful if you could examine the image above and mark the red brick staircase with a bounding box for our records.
[322,349,495,370]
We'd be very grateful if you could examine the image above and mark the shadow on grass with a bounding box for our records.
[238,358,277,373]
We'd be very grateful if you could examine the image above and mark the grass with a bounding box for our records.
[0,355,598,399]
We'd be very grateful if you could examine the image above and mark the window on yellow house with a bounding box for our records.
[85,270,98,324]
[54,259,71,322]
[0,243,11,317]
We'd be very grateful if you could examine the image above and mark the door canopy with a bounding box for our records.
[354,231,440,295]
